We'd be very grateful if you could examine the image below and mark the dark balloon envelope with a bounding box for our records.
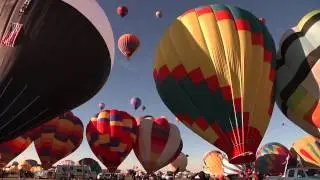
[0,0,114,143]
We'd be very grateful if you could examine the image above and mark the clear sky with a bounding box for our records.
[13,0,319,172]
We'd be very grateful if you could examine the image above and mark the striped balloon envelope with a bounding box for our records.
[255,142,290,176]
[0,134,32,168]
[134,116,183,173]
[33,112,83,169]
[86,109,137,172]
[276,10,320,137]
[291,135,320,167]
[153,4,276,164]
[118,33,140,59]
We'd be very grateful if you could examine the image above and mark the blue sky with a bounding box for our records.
[13,0,319,172]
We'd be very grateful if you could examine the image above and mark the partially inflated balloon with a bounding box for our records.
[134,116,183,173]
[78,158,102,174]
[34,112,83,169]
[86,109,137,172]
[0,0,114,143]
[168,153,188,172]
[255,143,290,176]
[203,151,224,177]
[0,134,32,168]
[291,135,320,167]
[276,10,320,137]
[118,34,140,59]
[153,4,276,164]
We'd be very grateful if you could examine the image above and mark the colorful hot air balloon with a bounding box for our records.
[168,153,188,172]
[117,5,128,17]
[153,4,276,164]
[255,142,290,176]
[134,115,183,173]
[291,135,320,167]
[155,10,162,18]
[276,10,320,137]
[98,103,105,110]
[0,135,32,168]
[33,112,84,169]
[130,97,142,110]
[0,0,115,143]
[86,109,137,172]
[78,158,102,174]
[203,151,224,177]
[204,151,245,177]
[118,34,140,59]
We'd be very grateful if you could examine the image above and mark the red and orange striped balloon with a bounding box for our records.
[118,33,140,59]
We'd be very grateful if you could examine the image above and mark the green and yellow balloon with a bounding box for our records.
[153,4,276,164]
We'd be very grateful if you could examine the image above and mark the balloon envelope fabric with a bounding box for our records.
[86,109,137,172]
[0,0,114,143]
[255,142,290,176]
[34,112,83,169]
[276,10,320,137]
[0,134,32,168]
[153,4,277,164]
[134,116,183,173]
[291,135,320,167]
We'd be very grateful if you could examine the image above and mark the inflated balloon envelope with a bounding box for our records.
[153,4,277,164]
[0,0,114,143]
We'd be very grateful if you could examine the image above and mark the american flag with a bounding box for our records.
[1,23,23,47]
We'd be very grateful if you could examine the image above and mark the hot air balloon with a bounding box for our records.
[203,151,224,177]
[142,105,146,111]
[259,17,266,24]
[291,135,320,167]
[168,153,188,172]
[0,135,32,168]
[98,103,105,110]
[275,10,320,137]
[117,5,128,17]
[0,0,115,143]
[153,4,276,164]
[86,109,137,172]
[78,158,102,174]
[155,10,162,18]
[130,97,142,110]
[255,142,290,176]
[203,151,245,177]
[134,115,183,173]
[118,34,140,59]
[33,112,84,169]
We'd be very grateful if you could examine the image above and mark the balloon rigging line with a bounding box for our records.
[0,84,27,119]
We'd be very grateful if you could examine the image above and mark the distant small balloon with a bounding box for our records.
[130,97,142,110]
[98,103,105,110]
[117,5,128,17]
[155,10,162,18]
[142,106,146,111]
[259,17,266,24]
